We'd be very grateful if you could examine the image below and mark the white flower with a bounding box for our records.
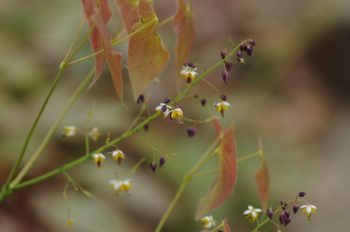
[214,101,230,117]
[155,103,173,117]
[63,126,77,137]
[89,127,101,142]
[243,205,262,223]
[300,204,317,220]
[111,149,125,164]
[170,107,183,120]
[180,64,198,83]
[92,153,106,167]
[199,215,216,229]
[109,179,132,193]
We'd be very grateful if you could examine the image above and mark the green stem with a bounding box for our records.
[9,69,94,188]
[154,136,221,232]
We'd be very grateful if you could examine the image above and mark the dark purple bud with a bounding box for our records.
[185,62,195,68]
[236,51,243,58]
[144,124,149,132]
[163,98,171,104]
[150,161,157,172]
[239,44,245,51]
[159,156,166,167]
[279,213,285,225]
[200,98,206,106]
[247,39,256,46]
[245,45,253,56]
[161,105,167,112]
[220,50,227,59]
[187,127,196,137]
[136,94,145,104]
[284,217,291,226]
[267,208,274,219]
[284,210,290,218]
[298,191,306,197]
[224,61,233,72]
[221,71,229,84]
[220,94,227,101]
[293,205,300,214]
[280,200,287,209]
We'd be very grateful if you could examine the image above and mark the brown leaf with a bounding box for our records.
[196,125,237,219]
[117,0,169,98]
[223,218,232,232]
[173,0,195,69]
[255,157,269,212]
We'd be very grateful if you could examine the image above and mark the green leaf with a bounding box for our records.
[173,0,195,69]
[196,123,237,219]
[255,156,269,212]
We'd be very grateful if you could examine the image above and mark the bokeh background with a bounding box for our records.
[1,0,349,231]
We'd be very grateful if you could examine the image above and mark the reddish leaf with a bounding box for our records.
[116,0,169,98]
[223,218,232,232]
[196,125,237,219]
[255,157,269,212]
[82,0,123,98]
[173,0,195,69]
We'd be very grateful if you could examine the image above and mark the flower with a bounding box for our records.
[111,149,125,164]
[170,107,183,120]
[180,63,198,83]
[199,215,216,229]
[214,101,230,117]
[155,103,173,117]
[187,127,196,137]
[63,126,77,137]
[244,205,262,223]
[92,153,106,167]
[66,217,74,226]
[89,127,100,142]
[300,204,317,220]
[109,179,132,194]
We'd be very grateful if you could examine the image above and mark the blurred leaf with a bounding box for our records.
[223,218,232,232]
[117,0,169,98]
[173,0,195,69]
[82,0,124,98]
[255,156,269,212]
[196,124,237,219]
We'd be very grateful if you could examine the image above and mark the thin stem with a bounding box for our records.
[237,151,260,163]
[182,117,213,124]
[9,69,94,188]
[154,136,221,232]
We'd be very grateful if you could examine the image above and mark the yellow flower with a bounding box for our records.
[92,153,106,167]
[243,205,262,223]
[199,215,216,229]
[89,127,100,142]
[214,101,230,117]
[66,217,74,226]
[63,126,77,137]
[170,107,183,120]
[112,149,125,165]
[109,179,132,194]
[300,204,317,221]
[180,63,198,83]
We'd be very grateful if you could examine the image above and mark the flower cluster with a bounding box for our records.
[220,50,233,84]
[155,98,183,121]
[150,156,166,172]
[109,179,132,195]
[91,149,126,167]
[236,39,256,64]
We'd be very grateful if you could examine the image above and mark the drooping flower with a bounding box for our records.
[155,103,173,118]
[89,127,101,142]
[111,149,125,165]
[63,126,77,137]
[92,153,106,167]
[300,204,317,220]
[180,63,198,83]
[244,205,262,223]
[109,179,132,194]
[214,101,230,117]
[170,107,183,120]
[199,215,216,229]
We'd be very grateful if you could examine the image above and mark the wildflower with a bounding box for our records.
[199,215,216,229]
[187,127,196,137]
[244,205,262,223]
[109,179,132,194]
[136,94,145,104]
[92,153,106,167]
[300,204,317,220]
[111,149,125,165]
[155,103,173,117]
[170,107,183,120]
[159,156,166,167]
[180,63,198,83]
[63,126,77,137]
[66,217,74,226]
[150,161,157,172]
[214,101,230,117]
[89,127,100,142]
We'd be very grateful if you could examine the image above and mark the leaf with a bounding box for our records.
[82,0,124,98]
[196,125,238,219]
[255,157,269,212]
[116,0,169,98]
[223,218,232,232]
[173,0,195,69]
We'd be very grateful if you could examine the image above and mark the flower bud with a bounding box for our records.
[150,161,157,172]
[267,207,274,219]
[159,156,166,167]
[298,191,306,197]
[187,127,196,137]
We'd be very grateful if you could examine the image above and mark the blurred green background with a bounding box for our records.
[1,0,350,231]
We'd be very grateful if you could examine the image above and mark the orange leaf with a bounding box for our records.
[223,218,232,232]
[173,0,195,69]
[196,125,237,219]
[116,0,169,98]
[255,157,269,212]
